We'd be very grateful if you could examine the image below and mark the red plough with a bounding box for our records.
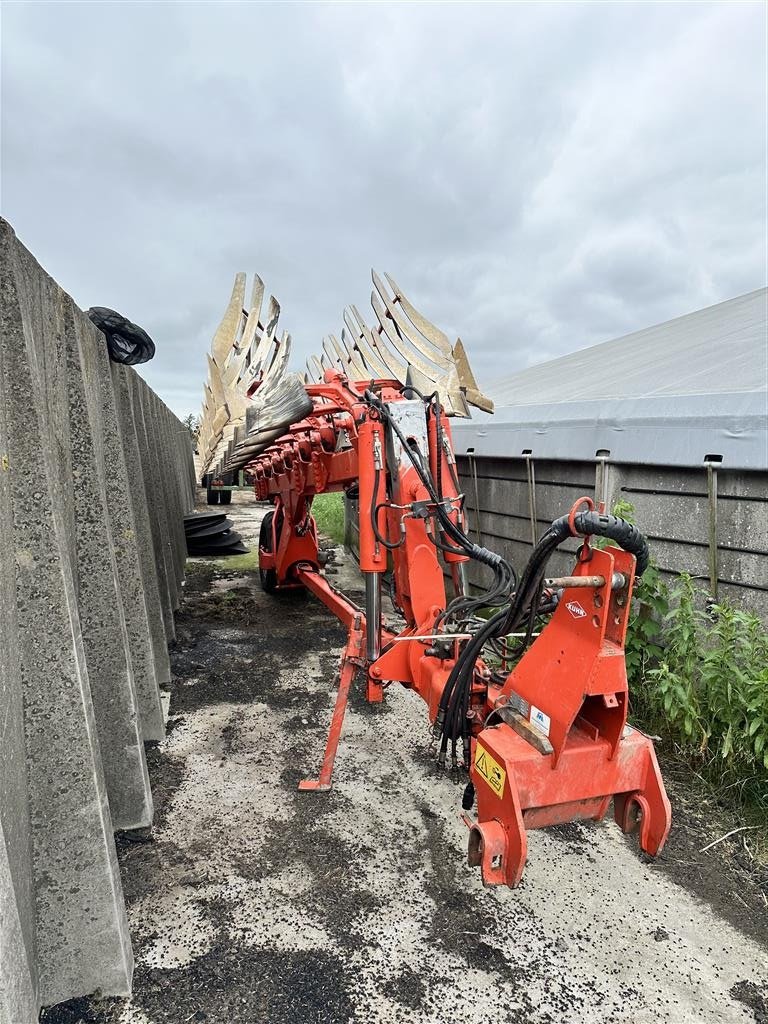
[250,371,671,886]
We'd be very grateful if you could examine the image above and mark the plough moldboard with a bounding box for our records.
[196,271,671,887]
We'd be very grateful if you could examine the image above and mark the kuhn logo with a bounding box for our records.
[566,601,587,619]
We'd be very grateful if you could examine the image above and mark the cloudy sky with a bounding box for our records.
[2,1,765,416]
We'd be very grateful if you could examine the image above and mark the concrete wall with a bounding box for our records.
[456,453,768,620]
[343,452,767,621]
[0,218,195,1021]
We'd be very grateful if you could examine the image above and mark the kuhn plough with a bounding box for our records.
[196,271,671,887]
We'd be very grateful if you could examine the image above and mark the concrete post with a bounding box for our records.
[522,450,538,545]
[705,458,720,600]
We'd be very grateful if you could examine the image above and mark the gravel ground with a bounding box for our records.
[44,494,767,1024]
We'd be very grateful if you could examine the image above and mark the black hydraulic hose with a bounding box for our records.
[428,396,518,606]
[434,400,444,508]
[567,510,650,576]
[361,389,520,705]
[431,529,470,558]
[365,388,470,554]
[370,465,403,550]
[364,389,515,602]
[433,399,465,524]
[430,403,472,557]
[500,510,650,642]
[402,384,436,404]
[437,511,651,755]
[437,608,506,727]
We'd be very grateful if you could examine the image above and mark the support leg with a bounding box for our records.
[298,618,363,792]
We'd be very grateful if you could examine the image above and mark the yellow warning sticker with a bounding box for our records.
[474,743,506,798]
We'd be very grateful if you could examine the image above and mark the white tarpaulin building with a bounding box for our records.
[454,288,767,471]
[452,288,768,616]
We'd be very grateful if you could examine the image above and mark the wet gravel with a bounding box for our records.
[42,496,768,1024]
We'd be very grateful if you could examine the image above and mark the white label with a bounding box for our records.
[566,600,587,619]
[529,705,551,737]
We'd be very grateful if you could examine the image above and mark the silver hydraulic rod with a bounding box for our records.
[365,572,382,661]
[451,561,468,599]
[544,573,628,590]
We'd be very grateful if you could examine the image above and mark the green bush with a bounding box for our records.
[646,578,768,775]
[601,500,768,810]
[594,498,668,697]
[311,492,345,544]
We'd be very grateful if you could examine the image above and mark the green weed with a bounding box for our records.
[599,501,768,815]
[311,492,345,544]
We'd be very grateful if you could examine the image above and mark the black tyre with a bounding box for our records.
[219,489,232,505]
[259,510,278,593]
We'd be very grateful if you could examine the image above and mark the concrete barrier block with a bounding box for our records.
[0,821,38,1024]
[0,321,38,1024]
[161,400,189,579]
[74,312,165,746]
[129,371,176,639]
[57,298,153,829]
[1,218,132,1004]
[152,395,186,586]
[110,364,172,687]
[144,381,181,612]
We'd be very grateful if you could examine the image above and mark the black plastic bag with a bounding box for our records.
[86,306,156,365]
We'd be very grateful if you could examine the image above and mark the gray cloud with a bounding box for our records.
[2,1,765,415]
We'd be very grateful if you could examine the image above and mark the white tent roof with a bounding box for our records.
[454,288,767,470]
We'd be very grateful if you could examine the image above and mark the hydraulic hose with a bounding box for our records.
[362,389,516,616]
[437,510,652,758]
[559,510,650,577]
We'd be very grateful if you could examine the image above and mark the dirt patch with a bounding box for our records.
[187,585,261,625]
[418,800,537,1017]
[43,950,355,1024]
[111,745,192,905]
[39,998,122,1024]
[382,965,427,1011]
[546,820,599,862]
[731,979,768,1024]
[131,945,354,1024]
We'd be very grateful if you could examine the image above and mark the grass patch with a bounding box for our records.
[215,549,259,572]
[311,492,345,544]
